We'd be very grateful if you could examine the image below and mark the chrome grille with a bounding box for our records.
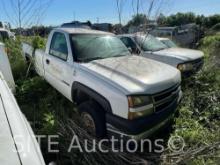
[153,84,180,113]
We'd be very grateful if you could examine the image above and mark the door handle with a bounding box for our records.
[46,59,50,64]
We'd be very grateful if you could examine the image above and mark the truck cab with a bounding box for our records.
[23,28,182,140]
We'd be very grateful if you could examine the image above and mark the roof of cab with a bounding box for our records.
[55,27,114,35]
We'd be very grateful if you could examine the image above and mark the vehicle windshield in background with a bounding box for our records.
[0,31,9,42]
[162,39,177,48]
[71,34,131,62]
[137,35,168,52]
[120,37,141,54]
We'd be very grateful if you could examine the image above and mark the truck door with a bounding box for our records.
[43,32,74,100]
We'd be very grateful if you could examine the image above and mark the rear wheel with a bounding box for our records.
[78,101,106,138]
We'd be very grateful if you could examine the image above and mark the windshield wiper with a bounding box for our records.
[80,54,128,62]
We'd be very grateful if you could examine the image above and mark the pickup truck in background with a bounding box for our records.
[22,28,182,140]
[118,33,204,77]
[0,72,45,165]
[0,42,15,91]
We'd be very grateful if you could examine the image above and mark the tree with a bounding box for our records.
[155,12,220,28]
[157,13,166,25]
[206,14,220,28]
[127,14,147,27]
[1,0,53,32]
[195,15,206,27]
[115,0,125,26]
[123,0,171,33]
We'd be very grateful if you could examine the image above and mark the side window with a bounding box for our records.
[120,37,140,54]
[49,32,68,60]
[121,37,136,49]
[120,37,130,47]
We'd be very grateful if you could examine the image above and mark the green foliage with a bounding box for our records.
[3,35,46,81]
[15,76,74,135]
[166,12,196,26]
[166,33,220,164]
[157,12,220,28]
[32,36,46,50]
[0,36,3,43]
[5,37,27,80]
[127,14,147,27]
[201,33,220,48]
[211,23,220,31]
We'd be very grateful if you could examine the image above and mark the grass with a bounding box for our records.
[5,34,220,165]
[163,34,220,164]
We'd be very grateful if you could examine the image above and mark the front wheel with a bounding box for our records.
[78,101,106,138]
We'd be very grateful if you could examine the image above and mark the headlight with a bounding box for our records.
[177,63,193,72]
[127,96,154,120]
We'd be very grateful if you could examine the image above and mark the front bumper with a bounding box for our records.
[106,91,182,141]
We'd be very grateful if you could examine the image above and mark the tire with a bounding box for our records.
[78,101,106,138]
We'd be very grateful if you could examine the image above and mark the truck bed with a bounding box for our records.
[22,42,34,58]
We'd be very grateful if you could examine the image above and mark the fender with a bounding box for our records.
[71,82,112,113]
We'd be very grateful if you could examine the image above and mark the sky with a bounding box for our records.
[0,0,220,27]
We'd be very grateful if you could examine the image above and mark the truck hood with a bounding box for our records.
[81,56,181,94]
[154,48,204,61]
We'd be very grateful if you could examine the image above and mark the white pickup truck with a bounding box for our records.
[0,72,45,165]
[22,28,182,140]
[118,33,204,77]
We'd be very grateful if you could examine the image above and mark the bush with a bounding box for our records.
[5,37,27,80]
[211,23,220,32]
[32,36,46,50]
[163,34,220,164]
[200,33,220,50]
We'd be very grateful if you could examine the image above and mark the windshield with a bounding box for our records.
[137,35,168,52]
[162,39,177,48]
[70,34,131,62]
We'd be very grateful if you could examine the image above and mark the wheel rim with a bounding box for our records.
[81,112,96,136]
